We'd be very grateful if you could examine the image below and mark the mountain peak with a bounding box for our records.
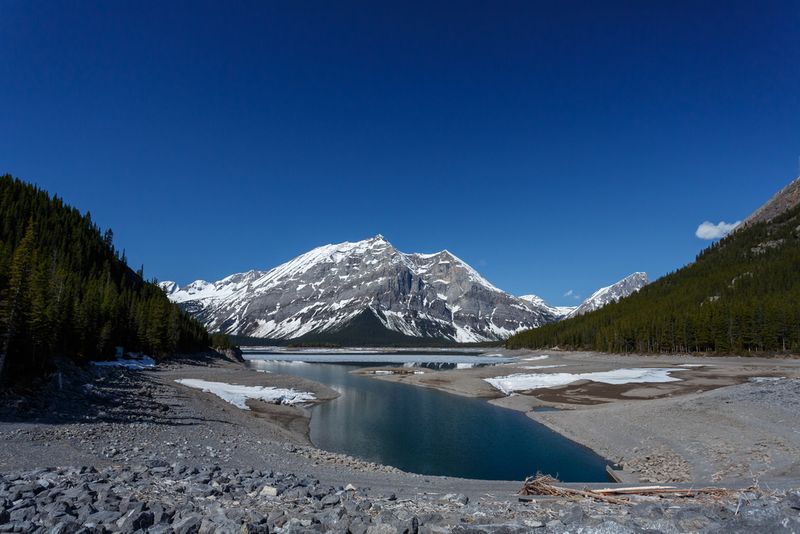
[519,294,576,319]
[624,272,648,282]
[567,272,648,317]
[163,237,557,342]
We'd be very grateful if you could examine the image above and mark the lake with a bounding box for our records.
[245,351,609,482]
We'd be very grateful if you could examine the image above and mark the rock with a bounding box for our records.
[345,484,357,492]
[441,493,469,506]
[172,515,202,534]
[8,507,34,523]
[348,517,370,534]
[560,506,585,524]
[320,494,340,507]
[258,485,278,498]
[241,524,269,534]
[394,514,419,534]
[366,524,397,534]
[49,519,82,534]
[786,491,800,510]
[116,509,154,532]
[523,520,544,529]
[453,525,530,534]
[587,521,638,533]
[86,510,122,525]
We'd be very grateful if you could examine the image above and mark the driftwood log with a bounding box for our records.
[519,475,731,505]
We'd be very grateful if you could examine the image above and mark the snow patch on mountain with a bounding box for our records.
[566,272,648,317]
[519,295,576,318]
[161,235,559,342]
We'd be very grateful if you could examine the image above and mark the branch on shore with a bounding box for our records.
[519,475,734,505]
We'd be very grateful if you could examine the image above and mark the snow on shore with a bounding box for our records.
[485,367,686,395]
[91,355,156,369]
[174,379,316,409]
[522,355,550,362]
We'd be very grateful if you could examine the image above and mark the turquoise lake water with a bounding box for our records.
[246,353,609,482]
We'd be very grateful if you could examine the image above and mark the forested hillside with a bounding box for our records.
[507,198,800,355]
[0,175,208,383]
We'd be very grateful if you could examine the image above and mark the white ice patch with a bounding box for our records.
[485,367,686,395]
[522,355,550,362]
[174,379,315,409]
[91,355,156,370]
[244,353,513,365]
[521,364,566,370]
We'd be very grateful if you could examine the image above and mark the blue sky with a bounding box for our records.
[1,1,799,305]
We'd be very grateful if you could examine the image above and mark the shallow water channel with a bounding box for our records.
[245,352,609,482]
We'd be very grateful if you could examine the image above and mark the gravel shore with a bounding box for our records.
[375,350,800,486]
[1,351,799,532]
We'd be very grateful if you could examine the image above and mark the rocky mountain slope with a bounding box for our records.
[507,174,800,354]
[161,236,559,342]
[566,272,649,317]
[741,176,800,227]
[518,295,576,319]
[519,272,648,320]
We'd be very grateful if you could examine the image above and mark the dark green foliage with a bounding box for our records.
[210,333,234,349]
[507,204,800,355]
[295,309,503,348]
[0,175,209,383]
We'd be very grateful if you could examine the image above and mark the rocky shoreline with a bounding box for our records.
[3,462,800,533]
[1,353,800,532]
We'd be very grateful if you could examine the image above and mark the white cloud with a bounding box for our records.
[695,220,741,240]
[563,289,580,300]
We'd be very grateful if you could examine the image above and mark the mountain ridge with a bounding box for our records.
[566,272,649,317]
[161,235,558,342]
[741,176,800,228]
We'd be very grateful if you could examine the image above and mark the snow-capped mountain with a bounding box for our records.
[518,295,576,319]
[566,272,649,317]
[161,235,559,342]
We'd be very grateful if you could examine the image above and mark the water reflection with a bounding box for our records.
[247,356,609,482]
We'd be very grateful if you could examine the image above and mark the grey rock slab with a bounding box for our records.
[172,515,202,534]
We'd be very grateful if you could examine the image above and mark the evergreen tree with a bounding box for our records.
[507,203,800,355]
[0,174,210,385]
[0,222,35,382]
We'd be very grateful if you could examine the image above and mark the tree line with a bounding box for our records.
[507,203,800,355]
[0,174,209,384]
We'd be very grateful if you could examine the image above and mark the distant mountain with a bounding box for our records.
[518,273,648,320]
[566,272,649,317]
[518,295,576,319]
[507,175,800,355]
[162,235,558,343]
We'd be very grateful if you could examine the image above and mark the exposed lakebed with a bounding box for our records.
[244,351,609,482]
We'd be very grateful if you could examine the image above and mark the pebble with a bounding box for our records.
[0,463,796,534]
[1,359,799,533]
